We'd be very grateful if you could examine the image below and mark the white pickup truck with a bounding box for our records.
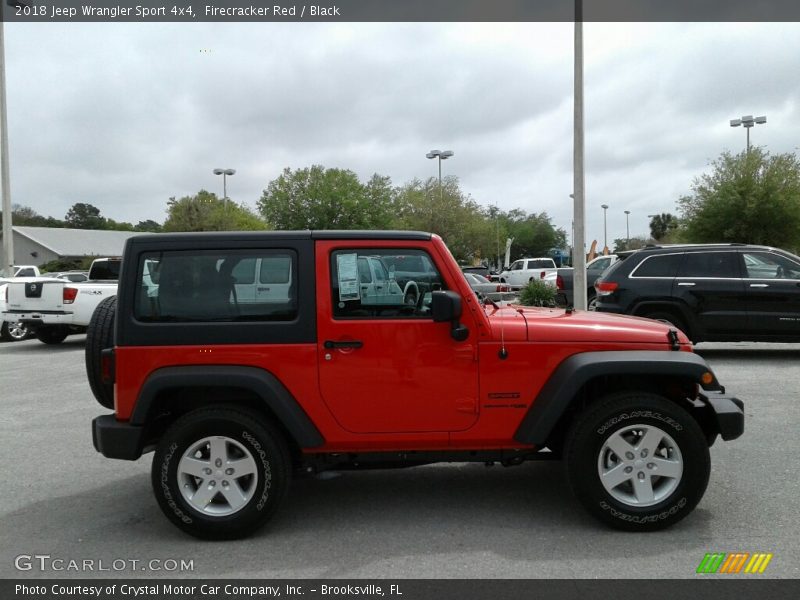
[3,258,120,344]
[498,257,558,289]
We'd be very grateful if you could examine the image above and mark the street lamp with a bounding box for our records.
[601,204,609,251]
[213,168,236,206]
[426,149,453,203]
[730,115,766,152]
[0,1,29,277]
[624,210,630,245]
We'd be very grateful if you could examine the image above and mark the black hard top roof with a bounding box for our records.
[128,230,432,245]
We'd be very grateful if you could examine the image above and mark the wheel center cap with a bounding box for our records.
[634,459,644,468]
[216,470,223,477]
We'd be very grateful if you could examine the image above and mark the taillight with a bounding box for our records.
[63,287,79,304]
[101,348,115,385]
[556,275,564,290]
[495,284,509,292]
[540,271,546,279]
[595,280,619,296]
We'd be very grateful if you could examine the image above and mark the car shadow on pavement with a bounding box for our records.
[0,461,714,578]
[0,336,86,352]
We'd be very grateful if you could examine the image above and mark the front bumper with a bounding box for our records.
[700,390,744,441]
[92,415,146,460]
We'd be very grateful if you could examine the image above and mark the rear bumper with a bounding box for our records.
[92,415,146,460]
[700,390,744,441]
[2,310,72,325]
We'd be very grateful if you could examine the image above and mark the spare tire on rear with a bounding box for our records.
[86,296,117,409]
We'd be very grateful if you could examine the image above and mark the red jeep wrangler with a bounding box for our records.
[88,231,743,539]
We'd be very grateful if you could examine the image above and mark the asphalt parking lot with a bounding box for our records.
[1,335,798,579]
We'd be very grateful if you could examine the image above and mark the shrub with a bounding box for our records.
[518,279,556,307]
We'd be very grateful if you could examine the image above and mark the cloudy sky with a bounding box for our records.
[4,21,799,245]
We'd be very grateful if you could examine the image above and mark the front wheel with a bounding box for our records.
[151,408,290,540]
[565,392,710,531]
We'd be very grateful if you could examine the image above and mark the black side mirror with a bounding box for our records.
[432,290,461,322]
[431,291,469,342]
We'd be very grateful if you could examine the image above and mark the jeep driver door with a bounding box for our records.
[315,242,479,434]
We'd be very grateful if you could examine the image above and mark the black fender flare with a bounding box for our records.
[130,365,324,448]
[513,351,719,446]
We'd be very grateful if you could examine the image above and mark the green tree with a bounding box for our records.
[65,203,106,229]
[501,209,566,260]
[392,176,489,260]
[258,166,391,230]
[135,219,163,232]
[678,148,800,249]
[163,190,266,232]
[105,218,136,231]
[612,235,651,253]
[1,205,66,228]
[649,213,679,241]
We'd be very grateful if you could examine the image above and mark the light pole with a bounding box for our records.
[624,210,630,245]
[730,115,766,152]
[213,168,236,206]
[0,1,27,276]
[601,204,608,251]
[426,149,453,203]
[426,149,453,232]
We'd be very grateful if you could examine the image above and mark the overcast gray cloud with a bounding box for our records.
[5,21,799,246]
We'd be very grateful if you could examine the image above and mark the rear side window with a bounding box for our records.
[134,250,297,322]
[631,254,682,278]
[678,252,739,278]
[527,259,554,269]
[90,260,121,281]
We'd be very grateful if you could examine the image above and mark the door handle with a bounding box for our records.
[677,282,695,287]
[324,340,363,349]
[749,283,769,288]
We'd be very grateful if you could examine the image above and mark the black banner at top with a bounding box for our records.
[3,0,800,23]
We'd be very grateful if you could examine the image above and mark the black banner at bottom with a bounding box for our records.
[4,579,800,600]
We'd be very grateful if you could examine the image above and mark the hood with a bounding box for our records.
[485,305,691,345]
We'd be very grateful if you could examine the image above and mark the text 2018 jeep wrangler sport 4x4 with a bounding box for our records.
[88,231,743,539]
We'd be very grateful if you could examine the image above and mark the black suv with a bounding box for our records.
[594,244,800,343]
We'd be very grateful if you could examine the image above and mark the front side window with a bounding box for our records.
[678,252,739,279]
[135,250,297,322]
[331,249,444,318]
[510,261,522,271]
[743,252,800,280]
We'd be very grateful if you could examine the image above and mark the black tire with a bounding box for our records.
[642,311,688,337]
[565,392,710,532]
[587,290,597,311]
[1,320,29,342]
[36,326,69,345]
[151,407,290,540]
[85,296,117,409]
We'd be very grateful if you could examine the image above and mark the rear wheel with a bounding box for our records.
[1,321,29,341]
[151,407,290,540]
[86,296,117,409]
[565,392,709,531]
[36,326,69,345]
[587,290,597,311]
